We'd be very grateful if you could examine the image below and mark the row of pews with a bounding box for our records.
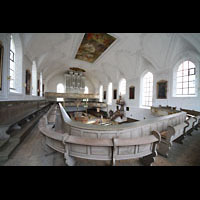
[0,101,52,163]
[38,103,200,166]
[156,106,200,158]
[40,103,198,166]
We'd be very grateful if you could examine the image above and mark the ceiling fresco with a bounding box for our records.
[75,33,116,63]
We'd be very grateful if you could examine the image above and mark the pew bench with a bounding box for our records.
[180,108,200,134]
[39,118,161,166]
[0,103,51,162]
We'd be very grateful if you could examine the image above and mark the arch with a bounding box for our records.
[84,86,89,94]
[141,71,153,108]
[118,78,126,96]
[107,82,113,105]
[173,60,198,97]
[57,83,65,93]
[99,85,103,102]
[9,33,23,93]
[32,61,37,96]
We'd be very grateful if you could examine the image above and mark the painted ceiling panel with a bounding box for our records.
[75,33,116,63]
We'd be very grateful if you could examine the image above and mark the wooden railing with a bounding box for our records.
[39,104,161,166]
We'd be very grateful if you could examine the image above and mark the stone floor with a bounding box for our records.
[1,111,200,166]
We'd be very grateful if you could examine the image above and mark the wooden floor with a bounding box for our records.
[2,110,200,166]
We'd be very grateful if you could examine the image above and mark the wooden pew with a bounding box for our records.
[180,108,200,134]
[0,102,51,162]
[39,123,161,166]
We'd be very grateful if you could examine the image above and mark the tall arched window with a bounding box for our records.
[57,83,65,93]
[175,61,196,96]
[119,78,126,96]
[32,61,37,96]
[84,86,89,94]
[99,85,103,102]
[9,34,23,93]
[39,72,43,96]
[9,35,16,91]
[108,82,113,105]
[142,72,153,107]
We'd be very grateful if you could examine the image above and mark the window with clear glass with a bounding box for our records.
[176,61,196,96]
[119,78,126,96]
[9,35,15,90]
[32,61,37,96]
[142,72,153,107]
[84,86,89,94]
[108,82,113,105]
[57,83,65,93]
[99,85,103,102]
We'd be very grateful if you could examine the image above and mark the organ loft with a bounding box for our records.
[0,33,200,166]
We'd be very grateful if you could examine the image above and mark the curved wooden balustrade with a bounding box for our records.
[38,102,191,165]
[39,104,162,166]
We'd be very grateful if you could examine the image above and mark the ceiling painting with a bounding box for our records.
[75,33,116,63]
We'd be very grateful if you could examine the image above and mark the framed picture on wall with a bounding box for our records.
[42,83,44,96]
[129,86,135,99]
[103,91,106,100]
[0,41,4,91]
[25,70,31,95]
[113,89,117,99]
[37,79,40,96]
[157,80,167,99]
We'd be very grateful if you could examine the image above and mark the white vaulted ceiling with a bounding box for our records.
[21,33,200,89]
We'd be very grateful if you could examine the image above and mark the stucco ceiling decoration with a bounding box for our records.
[75,33,116,63]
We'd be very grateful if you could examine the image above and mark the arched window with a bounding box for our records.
[108,82,113,105]
[9,35,16,91]
[99,85,103,102]
[175,61,196,96]
[84,86,89,94]
[142,72,153,107]
[32,61,37,96]
[9,34,23,93]
[119,78,126,96]
[57,83,65,93]
[39,72,43,96]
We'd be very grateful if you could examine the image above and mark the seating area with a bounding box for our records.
[180,108,200,134]
[0,100,51,163]
[38,103,197,166]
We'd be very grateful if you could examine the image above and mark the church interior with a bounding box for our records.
[0,33,200,166]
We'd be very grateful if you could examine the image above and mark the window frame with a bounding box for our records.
[9,36,16,91]
[173,59,198,98]
[141,72,153,108]
[118,78,126,96]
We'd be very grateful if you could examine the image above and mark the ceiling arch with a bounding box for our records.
[20,33,200,92]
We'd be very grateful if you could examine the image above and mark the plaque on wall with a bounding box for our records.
[157,80,167,99]
[0,41,3,91]
[129,86,135,99]
[25,70,31,95]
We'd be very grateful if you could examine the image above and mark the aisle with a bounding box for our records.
[3,111,66,166]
